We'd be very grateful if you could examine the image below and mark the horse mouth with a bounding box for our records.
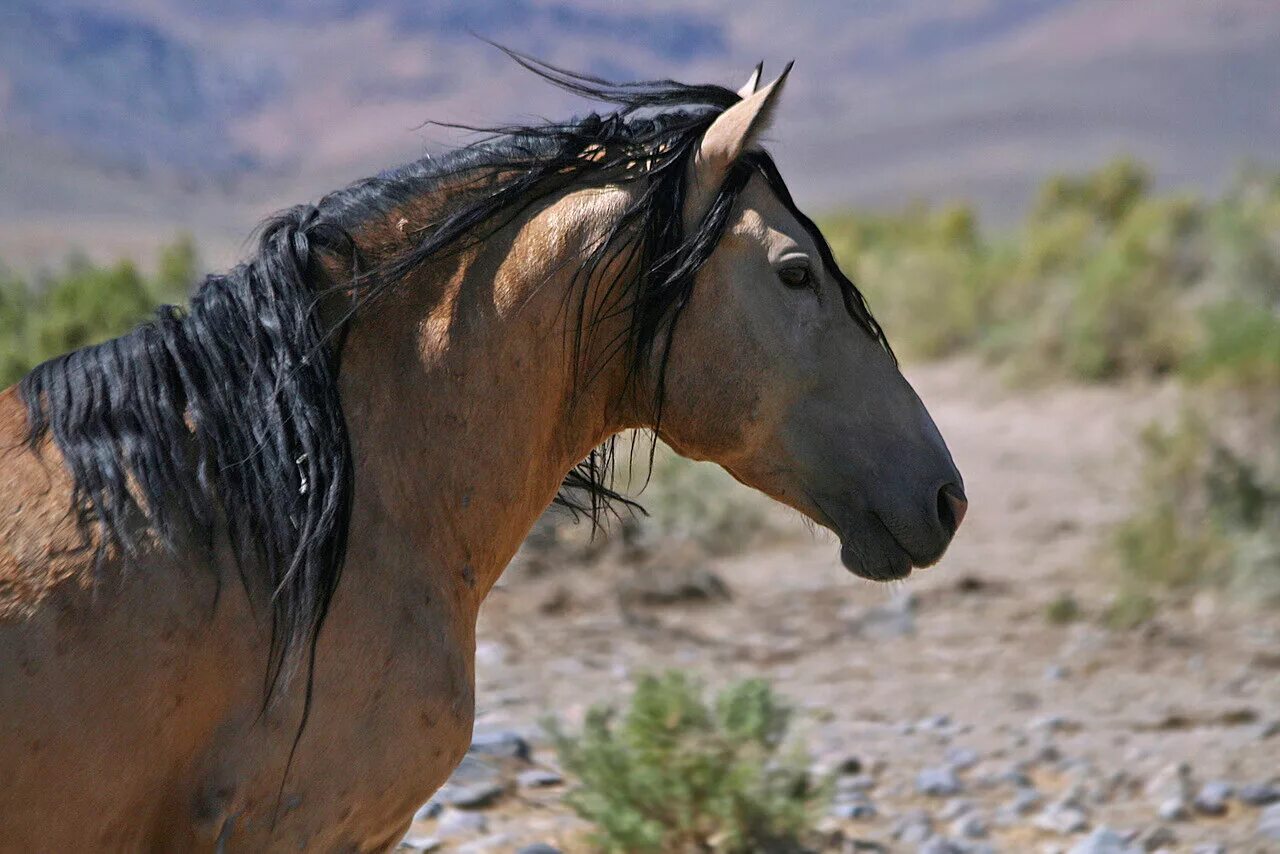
[805,490,916,582]
[838,537,914,582]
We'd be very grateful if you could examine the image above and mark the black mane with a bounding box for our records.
[18,52,889,707]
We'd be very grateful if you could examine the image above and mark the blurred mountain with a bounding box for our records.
[1,0,1277,267]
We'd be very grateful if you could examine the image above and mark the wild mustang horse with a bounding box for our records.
[0,58,965,850]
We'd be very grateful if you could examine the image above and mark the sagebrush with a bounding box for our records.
[548,672,823,853]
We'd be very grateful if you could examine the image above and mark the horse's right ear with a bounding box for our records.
[684,62,792,228]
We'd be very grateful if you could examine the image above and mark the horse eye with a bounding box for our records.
[777,265,813,290]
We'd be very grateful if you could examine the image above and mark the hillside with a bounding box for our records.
[2,0,1278,268]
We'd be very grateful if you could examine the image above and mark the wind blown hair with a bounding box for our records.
[18,51,890,705]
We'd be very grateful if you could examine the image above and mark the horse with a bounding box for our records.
[0,57,965,850]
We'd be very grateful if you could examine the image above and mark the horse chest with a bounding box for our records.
[214,593,478,850]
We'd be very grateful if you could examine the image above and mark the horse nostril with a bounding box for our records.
[937,484,968,535]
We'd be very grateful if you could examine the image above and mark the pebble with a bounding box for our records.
[1192,781,1231,816]
[515,846,563,854]
[945,747,981,770]
[1260,719,1280,740]
[435,808,489,838]
[836,773,877,794]
[1259,803,1280,841]
[1238,781,1280,806]
[1156,797,1189,822]
[516,769,563,789]
[1035,802,1090,835]
[1066,827,1140,854]
[892,811,934,845]
[951,813,988,839]
[917,766,965,797]
[414,801,443,822]
[918,838,964,854]
[1145,762,1193,803]
[455,834,513,853]
[831,799,878,821]
[468,730,532,761]
[1008,787,1043,815]
[920,714,953,731]
[397,835,441,852]
[1138,825,1176,850]
[936,799,971,821]
[848,591,917,639]
[994,763,1035,789]
[1030,715,1076,733]
[1191,845,1225,854]
[434,781,505,809]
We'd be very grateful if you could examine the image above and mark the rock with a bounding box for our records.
[1238,782,1280,806]
[1138,825,1176,850]
[398,835,441,852]
[468,730,532,761]
[833,754,865,775]
[1259,803,1280,841]
[951,813,988,839]
[516,846,563,854]
[994,762,1034,789]
[946,747,981,771]
[1045,665,1070,681]
[1034,743,1063,764]
[516,769,563,789]
[938,799,973,821]
[1156,797,1189,821]
[918,839,964,854]
[836,773,877,795]
[1030,715,1077,734]
[435,808,489,838]
[917,766,964,797]
[414,800,443,822]
[1144,763,1193,803]
[1190,845,1225,854]
[434,781,505,809]
[455,834,513,853]
[831,799,878,821]
[1035,803,1090,835]
[892,811,934,845]
[1066,827,1140,854]
[919,714,953,731]
[1192,781,1231,816]
[848,593,917,639]
[844,841,889,854]
[1260,719,1280,740]
[1008,787,1043,815]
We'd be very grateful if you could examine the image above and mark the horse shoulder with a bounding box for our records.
[0,385,98,622]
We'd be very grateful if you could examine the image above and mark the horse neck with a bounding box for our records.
[334,189,638,609]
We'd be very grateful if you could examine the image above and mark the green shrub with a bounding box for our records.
[548,672,823,853]
[0,236,197,387]
[824,158,1280,388]
[1112,404,1280,610]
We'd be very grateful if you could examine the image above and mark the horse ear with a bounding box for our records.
[736,62,764,99]
[685,62,792,227]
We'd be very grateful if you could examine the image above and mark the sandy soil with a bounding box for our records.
[406,360,1280,853]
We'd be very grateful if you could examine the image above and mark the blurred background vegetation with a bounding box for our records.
[2,159,1277,618]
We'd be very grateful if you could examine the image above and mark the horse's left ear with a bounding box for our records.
[736,62,764,99]
[685,62,792,228]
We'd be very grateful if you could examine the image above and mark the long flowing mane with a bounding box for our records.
[17,52,890,701]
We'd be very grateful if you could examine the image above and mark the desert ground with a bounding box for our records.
[392,360,1280,853]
